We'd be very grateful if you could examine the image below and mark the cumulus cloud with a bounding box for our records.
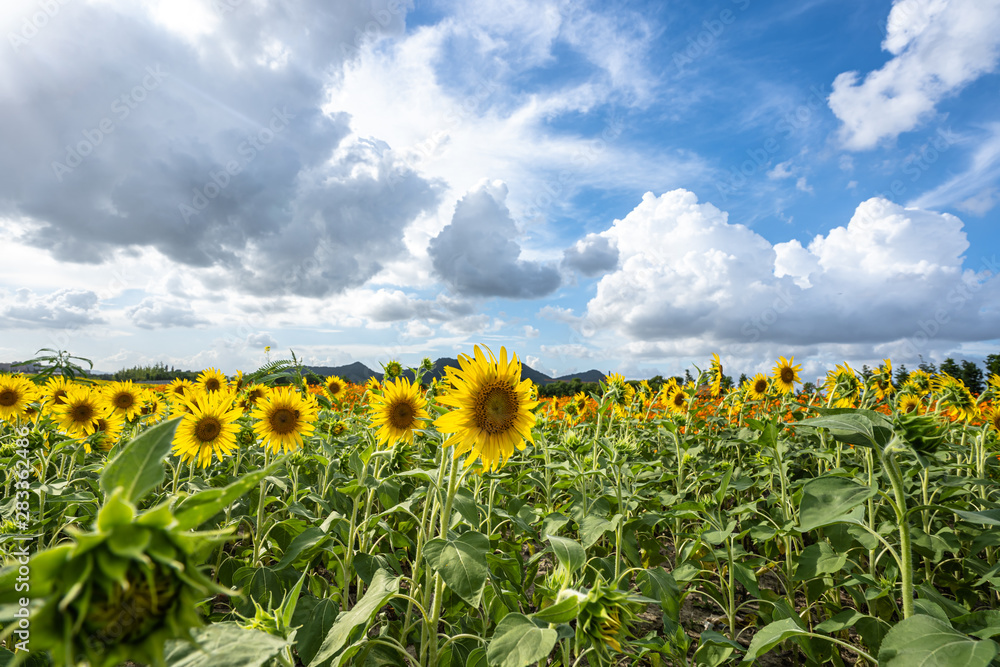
[0,288,106,329]
[126,297,208,329]
[561,233,619,277]
[828,0,1000,150]
[428,181,561,298]
[583,190,1000,350]
[0,0,438,297]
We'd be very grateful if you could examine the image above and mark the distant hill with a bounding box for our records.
[553,370,605,383]
[307,362,383,385]
[305,357,603,386]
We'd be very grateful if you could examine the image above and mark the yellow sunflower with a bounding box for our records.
[746,373,770,401]
[709,353,724,397]
[167,378,195,401]
[90,410,126,453]
[196,367,228,393]
[238,384,267,411]
[172,392,242,467]
[42,376,73,409]
[935,375,977,422]
[824,363,861,408]
[252,387,318,454]
[772,356,801,394]
[985,405,1000,432]
[897,393,922,415]
[54,386,108,438]
[668,386,689,414]
[433,346,538,472]
[325,375,347,401]
[870,358,894,401]
[138,389,167,422]
[103,380,143,421]
[369,376,429,448]
[0,374,39,422]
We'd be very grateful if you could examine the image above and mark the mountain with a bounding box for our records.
[553,370,605,383]
[307,361,383,384]
[305,359,608,386]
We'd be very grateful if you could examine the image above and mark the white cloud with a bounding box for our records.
[428,180,561,298]
[523,325,540,338]
[829,0,1000,150]
[0,288,106,329]
[909,123,1000,211]
[126,297,208,329]
[582,190,1000,353]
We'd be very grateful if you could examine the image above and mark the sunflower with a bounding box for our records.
[172,392,242,467]
[824,363,861,408]
[985,406,1000,432]
[369,377,429,448]
[103,380,143,421]
[54,386,108,438]
[325,375,347,401]
[238,384,267,411]
[935,375,977,422]
[167,378,195,401]
[772,356,801,394]
[252,387,318,454]
[870,358,895,401]
[90,410,126,453]
[196,368,227,393]
[903,369,933,395]
[365,377,382,393]
[746,373,770,401]
[232,370,246,392]
[668,387,689,414]
[708,353,724,397]
[0,374,39,422]
[42,376,73,408]
[433,346,538,472]
[897,393,922,415]
[138,390,167,422]
[383,360,404,379]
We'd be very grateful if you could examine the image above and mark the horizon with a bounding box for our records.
[2,0,999,380]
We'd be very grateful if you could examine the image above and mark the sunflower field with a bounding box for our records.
[2,348,1000,667]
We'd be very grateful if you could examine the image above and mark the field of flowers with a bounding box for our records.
[1,347,1000,666]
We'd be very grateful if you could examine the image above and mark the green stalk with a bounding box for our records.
[882,447,914,618]
[252,447,272,566]
[426,455,461,667]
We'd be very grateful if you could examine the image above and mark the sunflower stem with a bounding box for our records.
[252,447,271,566]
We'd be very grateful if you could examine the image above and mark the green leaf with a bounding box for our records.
[309,569,400,666]
[530,594,581,624]
[580,515,615,549]
[424,531,490,607]
[100,417,180,503]
[797,476,876,532]
[546,534,585,573]
[452,487,481,527]
[815,609,866,634]
[486,613,558,667]
[163,622,291,667]
[174,465,278,530]
[740,618,809,665]
[952,509,1000,527]
[274,527,330,571]
[793,541,848,580]
[878,615,999,666]
[696,630,743,667]
[793,409,893,449]
[294,598,339,666]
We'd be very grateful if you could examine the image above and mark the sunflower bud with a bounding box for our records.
[894,412,949,454]
[1,489,229,667]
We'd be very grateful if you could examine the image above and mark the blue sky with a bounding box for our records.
[1,0,999,382]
